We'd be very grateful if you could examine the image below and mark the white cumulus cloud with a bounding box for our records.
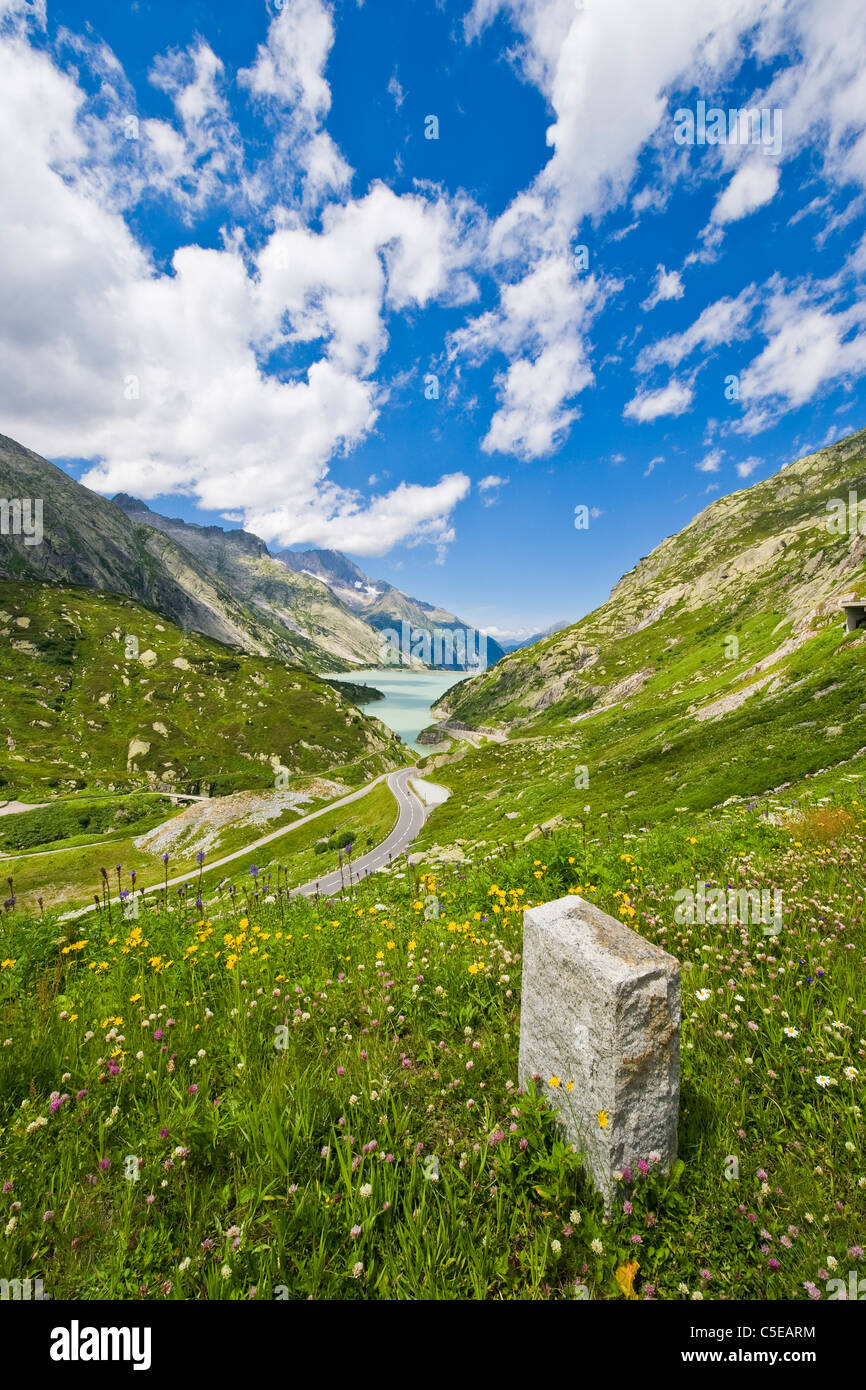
[0,0,479,557]
[712,159,781,225]
[624,379,694,422]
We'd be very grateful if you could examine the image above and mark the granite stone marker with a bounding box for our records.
[518,894,680,1203]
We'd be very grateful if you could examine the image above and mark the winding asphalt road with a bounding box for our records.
[290,766,429,898]
[59,767,439,918]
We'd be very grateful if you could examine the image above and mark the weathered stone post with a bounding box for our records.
[518,895,680,1203]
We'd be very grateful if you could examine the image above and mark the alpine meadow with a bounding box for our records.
[0,0,865,1350]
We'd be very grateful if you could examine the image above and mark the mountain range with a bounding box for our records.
[496,621,571,654]
[109,493,383,670]
[414,426,866,848]
[0,432,502,674]
[438,428,866,731]
[10,418,863,838]
[275,547,506,668]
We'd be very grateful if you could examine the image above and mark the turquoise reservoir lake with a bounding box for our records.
[324,669,466,752]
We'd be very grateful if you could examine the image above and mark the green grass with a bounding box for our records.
[0,791,863,1300]
[0,793,183,855]
[0,581,407,802]
[413,627,866,852]
[1,433,864,1301]
[1,778,400,914]
[417,432,866,852]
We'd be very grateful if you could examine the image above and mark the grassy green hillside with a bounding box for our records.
[1,789,862,1300]
[414,428,866,851]
[0,581,408,803]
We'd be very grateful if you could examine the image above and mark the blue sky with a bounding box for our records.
[1,0,865,639]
